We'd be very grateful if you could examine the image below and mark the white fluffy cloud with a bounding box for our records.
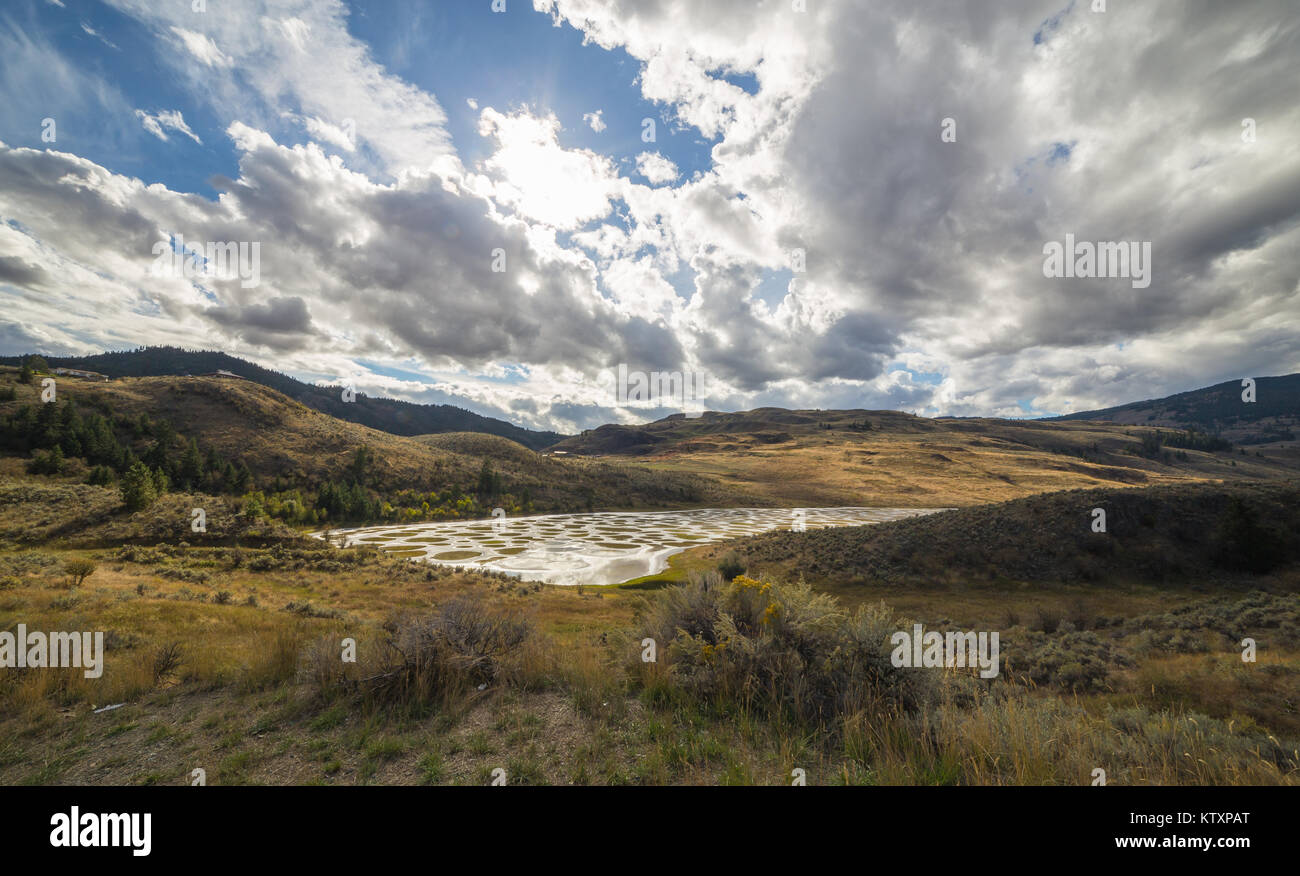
[634,151,677,185]
[2,0,1298,433]
[536,0,1300,418]
[475,108,619,230]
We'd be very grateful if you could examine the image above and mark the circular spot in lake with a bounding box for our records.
[433,550,481,561]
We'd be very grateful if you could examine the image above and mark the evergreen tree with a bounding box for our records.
[27,445,64,475]
[121,460,157,511]
[349,446,372,486]
[180,438,203,489]
[87,465,115,486]
[477,459,497,497]
[233,461,253,493]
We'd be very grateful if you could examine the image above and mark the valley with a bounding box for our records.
[1,356,1298,786]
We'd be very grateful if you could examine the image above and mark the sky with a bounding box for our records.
[0,0,1297,434]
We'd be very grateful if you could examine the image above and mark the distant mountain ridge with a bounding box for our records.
[1048,374,1299,445]
[0,347,565,450]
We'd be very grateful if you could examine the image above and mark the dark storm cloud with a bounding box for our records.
[0,255,46,287]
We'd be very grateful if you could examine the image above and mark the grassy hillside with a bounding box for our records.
[0,347,565,450]
[3,364,1298,786]
[1050,373,1300,445]
[550,407,1300,507]
[716,480,1300,589]
[2,475,1297,785]
[0,368,736,532]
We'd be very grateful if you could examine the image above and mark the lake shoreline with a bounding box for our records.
[313,506,947,587]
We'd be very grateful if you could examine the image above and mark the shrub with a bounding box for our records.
[63,558,97,588]
[1032,607,1062,634]
[324,597,539,709]
[636,573,936,727]
[716,551,745,581]
[1213,497,1281,573]
[151,642,185,685]
[1010,631,1128,693]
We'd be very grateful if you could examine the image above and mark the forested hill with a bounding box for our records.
[1048,373,1299,445]
[0,348,565,450]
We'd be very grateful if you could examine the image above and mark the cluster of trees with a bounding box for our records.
[2,376,528,524]
[1134,428,1232,461]
[820,419,873,431]
[0,397,252,495]
[18,354,49,385]
[237,479,526,527]
[1160,429,1233,452]
[292,456,526,525]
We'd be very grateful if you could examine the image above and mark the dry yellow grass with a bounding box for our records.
[556,407,1298,507]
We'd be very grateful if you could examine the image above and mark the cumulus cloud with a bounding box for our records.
[298,115,354,151]
[583,110,606,132]
[537,0,1300,419]
[634,151,678,185]
[1,0,1297,432]
[475,108,619,230]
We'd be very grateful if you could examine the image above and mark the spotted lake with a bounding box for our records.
[317,507,943,587]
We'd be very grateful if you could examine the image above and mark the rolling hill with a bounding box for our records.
[714,480,1300,590]
[0,347,565,450]
[0,370,740,533]
[547,405,1300,507]
[1049,373,1300,445]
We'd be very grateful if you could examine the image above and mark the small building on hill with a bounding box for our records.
[52,368,108,381]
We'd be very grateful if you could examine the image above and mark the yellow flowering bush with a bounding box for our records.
[634,570,937,725]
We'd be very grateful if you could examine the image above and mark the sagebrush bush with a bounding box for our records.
[636,573,936,728]
[716,551,745,581]
[304,596,544,711]
[1009,630,1130,692]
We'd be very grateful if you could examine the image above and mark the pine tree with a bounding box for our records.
[87,465,114,486]
[180,438,203,489]
[477,459,497,497]
[349,446,371,486]
[121,460,157,511]
[233,461,252,493]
